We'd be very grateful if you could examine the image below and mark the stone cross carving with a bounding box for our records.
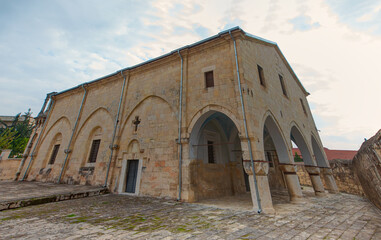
[132,116,141,132]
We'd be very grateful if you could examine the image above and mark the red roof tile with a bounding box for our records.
[292,148,357,161]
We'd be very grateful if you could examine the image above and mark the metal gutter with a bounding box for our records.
[21,98,55,181]
[57,84,87,183]
[104,70,128,187]
[177,50,184,201]
[229,30,262,213]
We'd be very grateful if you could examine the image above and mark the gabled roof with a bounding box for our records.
[55,27,308,96]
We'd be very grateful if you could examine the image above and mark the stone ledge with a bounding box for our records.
[0,187,109,211]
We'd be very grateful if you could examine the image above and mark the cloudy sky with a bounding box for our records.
[1,0,380,150]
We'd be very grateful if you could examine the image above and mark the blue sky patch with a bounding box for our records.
[289,15,320,31]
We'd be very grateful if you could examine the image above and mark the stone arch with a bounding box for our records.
[74,107,113,142]
[261,112,291,164]
[115,95,178,198]
[311,134,329,167]
[40,116,71,145]
[35,117,71,168]
[43,132,63,166]
[188,110,248,200]
[187,104,242,137]
[81,126,103,165]
[128,140,140,153]
[63,107,114,185]
[120,95,176,135]
[289,123,315,166]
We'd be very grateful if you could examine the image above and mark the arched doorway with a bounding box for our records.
[189,111,249,201]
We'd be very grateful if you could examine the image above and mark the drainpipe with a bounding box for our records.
[57,84,87,183]
[15,127,38,180]
[229,31,262,213]
[21,97,55,181]
[104,70,128,187]
[177,50,184,201]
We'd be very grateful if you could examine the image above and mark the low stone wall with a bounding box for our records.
[296,159,364,196]
[0,158,21,180]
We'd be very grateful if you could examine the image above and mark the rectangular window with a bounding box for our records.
[88,139,101,163]
[205,71,214,88]
[257,65,265,86]
[49,144,60,164]
[300,98,307,115]
[279,74,288,97]
[207,141,215,164]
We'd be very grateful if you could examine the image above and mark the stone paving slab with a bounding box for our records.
[0,187,380,239]
[0,181,108,210]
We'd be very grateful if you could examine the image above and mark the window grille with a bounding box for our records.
[49,144,60,164]
[88,139,101,163]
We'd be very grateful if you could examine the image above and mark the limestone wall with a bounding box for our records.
[18,29,330,202]
[0,158,21,180]
[297,160,364,196]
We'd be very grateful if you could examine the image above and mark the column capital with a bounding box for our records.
[320,167,333,175]
[305,166,321,175]
[279,164,297,173]
[243,161,269,176]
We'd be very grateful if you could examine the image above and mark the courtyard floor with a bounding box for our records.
[0,182,380,239]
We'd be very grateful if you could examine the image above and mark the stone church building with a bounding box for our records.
[16,27,338,213]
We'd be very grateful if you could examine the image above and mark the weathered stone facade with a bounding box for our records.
[0,150,21,180]
[15,27,337,213]
[297,160,364,196]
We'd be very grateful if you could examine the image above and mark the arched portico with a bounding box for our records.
[290,125,325,196]
[188,111,248,201]
[263,115,304,202]
[311,135,338,193]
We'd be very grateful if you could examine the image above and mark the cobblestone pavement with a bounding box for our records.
[0,188,380,239]
[0,181,105,202]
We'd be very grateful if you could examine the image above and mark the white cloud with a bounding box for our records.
[0,0,380,150]
[356,3,381,22]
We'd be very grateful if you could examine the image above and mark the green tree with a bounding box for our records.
[294,152,303,162]
[0,128,17,149]
[0,109,34,157]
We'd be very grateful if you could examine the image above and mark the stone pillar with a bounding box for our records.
[279,164,304,202]
[321,168,339,193]
[243,161,275,214]
[305,166,326,196]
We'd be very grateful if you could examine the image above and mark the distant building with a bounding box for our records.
[0,115,34,128]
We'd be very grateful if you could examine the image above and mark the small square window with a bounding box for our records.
[207,141,215,164]
[300,98,307,116]
[49,144,60,164]
[257,65,265,86]
[279,75,288,97]
[205,71,214,88]
[88,139,101,163]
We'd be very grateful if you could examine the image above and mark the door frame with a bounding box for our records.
[118,159,143,195]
